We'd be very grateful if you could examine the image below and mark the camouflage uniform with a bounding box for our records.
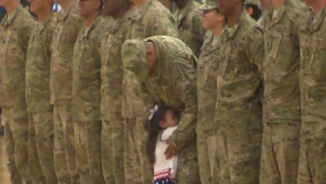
[124,1,177,183]
[0,6,35,184]
[297,5,326,184]
[216,12,264,184]
[72,16,105,184]
[25,13,58,184]
[259,1,307,183]
[50,2,83,184]
[122,36,200,184]
[100,14,128,184]
[174,0,205,58]
[197,30,222,184]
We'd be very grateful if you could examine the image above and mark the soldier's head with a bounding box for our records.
[0,0,19,8]
[217,0,244,17]
[29,0,54,15]
[121,39,157,81]
[259,0,272,11]
[78,0,102,18]
[201,0,225,31]
[102,0,130,18]
[244,1,261,20]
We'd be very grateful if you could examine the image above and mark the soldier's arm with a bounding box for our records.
[192,11,206,42]
[140,82,155,110]
[151,13,178,37]
[20,16,36,51]
[246,27,264,73]
[169,57,197,149]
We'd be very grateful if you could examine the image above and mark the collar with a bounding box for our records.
[130,0,153,21]
[35,13,54,35]
[58,1,77,21]
[175,1,194,26]
[311,4,326,32]
[82,16,102,39]
[265,0,288,27]
[110,11,130,34]
[225,11,247,39]
[2,5,23,27]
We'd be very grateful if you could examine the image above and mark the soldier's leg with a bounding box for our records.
[85,121,105,184]
[260,125,280,184]
[197,135,212,184]
[53,105,72,184]
[226,133,262,184]
[101,120,115,184]
[206,134,219,184]
[111,118,126,184]
[33,111,58,184]
[28,113,46,184]
[297,138,326,184]
[124,118,142,184]
[60,105,79,184]
[176,139,200,184]
[9,107,33,184]
[3,108,23,184]
[135,117,153,184]
[272,123,300,184]
[216,134,231,184]
[75,121,91,184]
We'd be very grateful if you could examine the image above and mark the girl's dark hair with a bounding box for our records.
[245,4,262,21]
[145,104,172,165]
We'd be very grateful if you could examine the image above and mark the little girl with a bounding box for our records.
[145,104,179,184]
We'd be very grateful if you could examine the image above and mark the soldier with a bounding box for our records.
[259,0,308,183]
[123,0,177,183]
[0,0,35,183]
[72,0,105,184]
[51,0,83,183]
[216,0,264,183]
[172,0,205,58]
[296,0,326,183]
[25,0,57,184]
[100,0,131,183]
[121,36,200,184]
[196,0,225,183]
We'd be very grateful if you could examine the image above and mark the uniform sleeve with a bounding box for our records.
[140,82,155,110]
[192,12,206,42]
[169,56,197,149]
[151,13,178,37]
[20,16,36,52]
[245,27,264,73]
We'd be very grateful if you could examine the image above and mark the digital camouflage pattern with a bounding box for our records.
[26,13,55,112]
[100,13,127,184]
[123,0,178,118]
[51,2,82,184]
[0,5,35,184]
[72,16,105,184]
[259,1,306,183]
[216,12,264,183]
[174,0,205,58]
[123,1,178,183]
[297,5,326,184]
[50,1,83,105]
[72,17,103,122]
[196,31,221,184]
[122,36,200,184]
[25,13,57,184]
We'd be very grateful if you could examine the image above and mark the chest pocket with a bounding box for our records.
[308,30,326,81]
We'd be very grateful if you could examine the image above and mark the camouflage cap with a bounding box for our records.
[200,0,219,11]
[121,39,148,82]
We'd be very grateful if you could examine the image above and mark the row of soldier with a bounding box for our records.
[0,0,325,184]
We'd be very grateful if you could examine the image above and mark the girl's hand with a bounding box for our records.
[165,137,178,159]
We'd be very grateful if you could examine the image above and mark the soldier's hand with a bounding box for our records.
[165,137,178,159]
